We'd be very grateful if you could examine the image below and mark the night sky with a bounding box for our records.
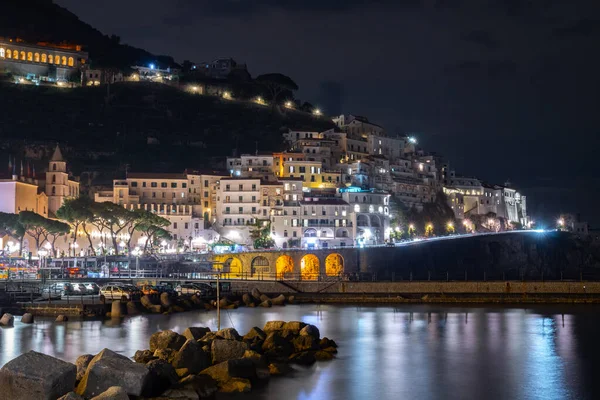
[56,0,600,227]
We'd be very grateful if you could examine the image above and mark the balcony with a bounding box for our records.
[222,200,260,204]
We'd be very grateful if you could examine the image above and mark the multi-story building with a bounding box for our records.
[341,189,391,245]
[0,38,88,83]
[226,154,274,181]
[298,197,352,249]
[186,170,228,222]
[0,175,48,218]
[280,159,341,189]
[45,146,79,216]
[215,177,263,244]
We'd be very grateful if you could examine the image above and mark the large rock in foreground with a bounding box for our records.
[149,330,186,352]
[200,359,256,384]
[0,313,14,327]
[182,327,211,341]
[172,339,210,373]
[0,351,76,400]
[76,349,150,398]
[211,339,249,364]
[90,386,129,400]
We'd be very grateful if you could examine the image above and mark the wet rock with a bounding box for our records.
[251,288,262,301]
[149,330,186,352]
[175,368,191,378]
[190,295,204,306]
[148,304,163,313]
[218,297,230,308]
[0,351,76,400]
[55,314,68,322]
[289,351,317,365]
[315,350,335,361]
[292,335,319,353]
[133,349,155,364]
[299,324,320,340]
[159,292,172,308]
[57,392,83,400]
[243,350,267,368]
[243,326,267,341]
[320,337,338,349]
[145,359,179,396]
[287,295,296,304]
[76,349,150,398]
[200,359,256,384]
[182,327,211,341]
[322,346,338,354]
[90,386,129,400]
[126,301,139,315]
[262,332,294,358]
[20,313,34,324]
[140,295,154,309]
[259,299,272,307]
[154,348,177,363]
[0,313,14,327]
[75,354,94,381]
[282,321,306,333]
[271,294,286,306]
[211,339,249,364]
[220,378,251,393]
[263,321,286,332]
[111,300,125,318]
[259,294,271,303]
[176,374,218,398]
[161,387,199,399]
[172,339,210,373]
[242,293,254,306]
[268,362,293,376]
[215,327,242,341]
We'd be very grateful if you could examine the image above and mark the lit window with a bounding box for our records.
[354,204,360,212]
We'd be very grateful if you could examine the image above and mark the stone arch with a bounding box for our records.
[34,53,40,62]
[68,57,74,67]
[216,256,243,276]
[357,214,369,227]
[251,256,269,276]
[41,53,47,63]
[55,56,60,65]
[301,254,319,280]
[370,214,382,227]
[325,253,344,276]
[320,228,334,238]
[6,49,11,58]
[335,228,349,238]
[275,255,294,279]
[27,52,33,61]
[304,228,317,237]
[20,51,26,60]
[61,56,67,65]
[48,54,54,64]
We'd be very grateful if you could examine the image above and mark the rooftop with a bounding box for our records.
[127,172,187,180]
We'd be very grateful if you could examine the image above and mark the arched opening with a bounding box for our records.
[304,228,317,237]
[34,53,40,62]
[68,57,74,67]
[300,254,319,280]
[0,48,4,58]
[251,256,269,276]
[61,56,67,65]
[51,175,56,183]
[52,163,56,171]
[48,54,53,64]
[325,253,344,276]
[51,186,56,195]
[6,49,11,58]
[357,214,369,227]
[370,214,382,227]
[20,51,26,60]
[222,257,243,276]
[27,52,33,61]
[335,228,349,238]
[55,56,60,65]
[320,228,334,238]
[41,53,47,63]
[275,255,293,279]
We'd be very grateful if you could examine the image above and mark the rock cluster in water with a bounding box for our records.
[0,321,337,399]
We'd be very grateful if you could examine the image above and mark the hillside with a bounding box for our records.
[0,0,175,68]
[0,82,335,173]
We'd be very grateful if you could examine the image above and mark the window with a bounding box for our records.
[182,183,187,188]
[34,53,40,62]
[239,207,243,213]
[0,48,4,58]
[252,184,257,190]
[204,201,208,207]
[299,166,306,173]
[184,223,189,229]
[284,230,288,237]
[27,52,33,61]
[152,192,156,198]
[6,49,11,58]
[204,191,209,197]
[171,183,177,188]
[41,53,47,63]
[173,234,178,240]
[293,231,297,237]
[174,223,178,229]
[162,192,166,198]
[225,184,230,191]
[61,56,67,65]
[68,57,74,67]
[161,182,167,188]
[172,193,176,198]
[239,184,243,190]
[131,181,138,187]
[195,223,199,229]
[225,207,230,213]
[151,182,157,188]
[252,207,257,214]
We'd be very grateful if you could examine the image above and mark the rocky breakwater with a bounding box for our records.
[0,321,338,399]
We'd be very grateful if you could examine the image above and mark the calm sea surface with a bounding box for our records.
[1,304,599,400]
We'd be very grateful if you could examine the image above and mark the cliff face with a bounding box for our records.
[365,232,600,281]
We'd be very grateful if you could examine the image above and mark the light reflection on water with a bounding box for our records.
[1,304,599,400]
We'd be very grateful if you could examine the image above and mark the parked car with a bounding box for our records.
[82,282,100,295]
[138,284,159,296]
[99,285,139,302]
[67,283,88,295]
[156,283,177,296]
[41,282,70,299]
[175,283,214,297]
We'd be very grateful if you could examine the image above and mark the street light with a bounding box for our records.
[313,108,322,116]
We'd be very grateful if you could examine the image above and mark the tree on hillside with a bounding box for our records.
[0,212,25,253]
[135,212,172,254]
[255,73,299,106]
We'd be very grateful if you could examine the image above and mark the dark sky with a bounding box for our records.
[56,0,600,227]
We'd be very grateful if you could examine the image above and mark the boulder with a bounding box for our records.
[242,293,254,306]
[220,378,251,393]
[0,313,14,327]
[160,292,172,308]
[271,294,286,306]
[55,315,68,322]
[322,346,338,354]
[259,294,271,303]
[90,386,129,400]
[215,327,242,341]
[243,350,267,368]
[279,329,297,340]
[177,374,218,398]
[75,354,94,381]
[292,335,319,353]
[154,348,177,363]
[320,337,338,349]
[299,324,320,340]
[287,295,296,304]
[149,330,186,352]
[243,326,266,341]
[126,301,140,315]
[111,300,125,318]
[76,349,150,398]
[200,359,256,384]
[145,359,179,396]
[182,327,211,341]
[148,304,163,313]
[289,351,317,365]
[57,392,83,400]
[211,339,249,364]
[315,350,335,361]
[140,295,154,308]
[190,295,204,306]
[175,368,191,378]
[133,349,155,364]
[172,339,211,373]
[282,321,307,333]
[218,297,230,308]
[268,362,293,376]
[259,300,272,308]
[262,332,294,358]
[20,313,34,324]
[251,288,262,301]
[161,387,199,399]
[0,350,76,400]
[263,321,286,332]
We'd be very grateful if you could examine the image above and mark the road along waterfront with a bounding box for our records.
[1,304,600,399]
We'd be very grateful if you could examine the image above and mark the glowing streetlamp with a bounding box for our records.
[285,101,293,109]
[313,108,322,116]
[222,91,232,99]
[408,136,417,144]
